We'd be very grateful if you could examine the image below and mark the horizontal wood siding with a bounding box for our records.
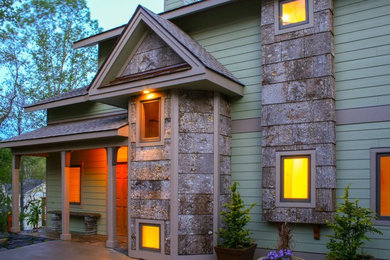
[47,102,125,124]
[336,122,390,259]
[164,0,183,11]
[46,149,108,235]
[334,0,390,110]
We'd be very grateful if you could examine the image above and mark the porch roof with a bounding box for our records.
[0,114,128,148]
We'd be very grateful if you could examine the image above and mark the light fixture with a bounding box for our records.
[143,90,150,94]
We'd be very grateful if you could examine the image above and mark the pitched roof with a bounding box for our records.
[25,86,89,109]
[2,114,127,144]
[142,7,241,84]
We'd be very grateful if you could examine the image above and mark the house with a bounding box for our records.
[1,0,390,259]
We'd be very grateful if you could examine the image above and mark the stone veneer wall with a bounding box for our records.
[129,91,171,255]
[177,90,215,255]
[261,0,336,223]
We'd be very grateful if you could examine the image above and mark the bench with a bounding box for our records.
[47,210,101,235]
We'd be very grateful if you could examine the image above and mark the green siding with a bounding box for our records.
[47,102,126,124]
[334,0,390,110]
[46,149,108,235]
[164,0,182,11]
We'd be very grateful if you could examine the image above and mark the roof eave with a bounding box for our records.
[24,94,89,112]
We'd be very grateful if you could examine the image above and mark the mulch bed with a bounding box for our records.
[0,232,53,251]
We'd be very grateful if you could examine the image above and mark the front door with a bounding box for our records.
[116,163,128,237]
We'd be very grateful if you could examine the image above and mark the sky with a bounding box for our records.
[86,0,164,31]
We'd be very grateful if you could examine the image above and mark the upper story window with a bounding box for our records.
[276,150,316,207]
[274,0,314,35]
[137,92,165,147]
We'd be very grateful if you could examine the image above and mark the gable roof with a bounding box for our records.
[88,6,244,105]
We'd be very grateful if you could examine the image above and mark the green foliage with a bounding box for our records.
[217,182,256,249]
[0,187,11,233]
[326,186,383,260]
[0,147,11,185]
[25,198,42,230]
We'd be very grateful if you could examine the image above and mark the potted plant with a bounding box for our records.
[214,182,257,260]
[326,186,383,260]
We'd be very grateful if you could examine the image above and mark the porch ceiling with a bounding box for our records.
[0,114,128,149]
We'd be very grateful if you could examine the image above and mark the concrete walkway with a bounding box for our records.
[0,240,135,260]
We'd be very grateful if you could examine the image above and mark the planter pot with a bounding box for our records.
[214,244,257,260]
[7,214,12,232]
[356,255,374,260]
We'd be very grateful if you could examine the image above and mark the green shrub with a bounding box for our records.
[326,186,382,260]
[0,188,11,233]
[217,182,256,249]
[26,198,42,230]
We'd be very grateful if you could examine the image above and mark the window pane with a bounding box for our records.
[380,155,390,216]
[141,224,160,250]
[283,157,309,199]
[142,99,160,139]
[281,0,307,26]
[69,167,80,204]
[117,146,128,163]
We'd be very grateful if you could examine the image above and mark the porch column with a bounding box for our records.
[11,155,21,233]
[106,147,118,248]
[61,151,71,240]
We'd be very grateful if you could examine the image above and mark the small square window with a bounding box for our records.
[69,166,81,204]
[139,223,161,252]
[276,150,316,208]
[274,0,313,35]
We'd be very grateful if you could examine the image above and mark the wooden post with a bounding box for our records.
[60,151,71,240]
[106,147,118,248]
[11,155,21,233]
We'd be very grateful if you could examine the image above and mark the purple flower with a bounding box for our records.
[263,249,294,260]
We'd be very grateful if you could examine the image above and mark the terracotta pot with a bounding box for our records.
[214,244,257,260]
[356,255,374,260]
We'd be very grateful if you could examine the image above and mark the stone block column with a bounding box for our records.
[11,154,21,233]
[61,151,71,240]
[261,0,336,223]
[106,147,119,248]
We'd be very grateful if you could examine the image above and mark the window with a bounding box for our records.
[276,150,315,207]
[137,92,164,147]
[274,0,313,35]
[377,154,390,218]
[141,99,160,142]
[371,149,390,223]
[139,223,161,252]
[69,166,81,204]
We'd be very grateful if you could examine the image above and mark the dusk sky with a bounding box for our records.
[86,0,164,30]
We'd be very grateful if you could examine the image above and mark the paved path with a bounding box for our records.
[0,240,135,260]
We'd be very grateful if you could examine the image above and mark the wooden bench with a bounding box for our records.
[47,210,101,235]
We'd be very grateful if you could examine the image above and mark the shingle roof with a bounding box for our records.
[142,7,243,85]
[25,86,89,109]
[3,114,127,143]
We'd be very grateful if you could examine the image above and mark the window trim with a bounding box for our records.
[274,0,314,35]
[136,92,165,147]
[276,150,316,208]
[69,164,82,205]
[370,148,390,225]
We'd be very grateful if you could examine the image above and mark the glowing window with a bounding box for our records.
[279,0,308,28]
[140,223,161,252]
[116,146,128,163]
[378,154,390,218]
[69,166,81,204]
[281,156,310,201]
[141,99,161,142]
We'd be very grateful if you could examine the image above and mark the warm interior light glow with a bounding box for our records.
[141,224,160,250]
[281,0,307,26]
[143,90,150,94]
[142,99,160,140]
[69,167,81,204]
[380,155,390,216]
[116,146,128,163]
[283,157,309,199]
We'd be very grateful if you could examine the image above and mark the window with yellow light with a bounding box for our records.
[69,166,81,204]
[378,154,390,218]
[278,0,309,29]
[281,155,310,202]
[140,223,161,252]
[140,98,161,143]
